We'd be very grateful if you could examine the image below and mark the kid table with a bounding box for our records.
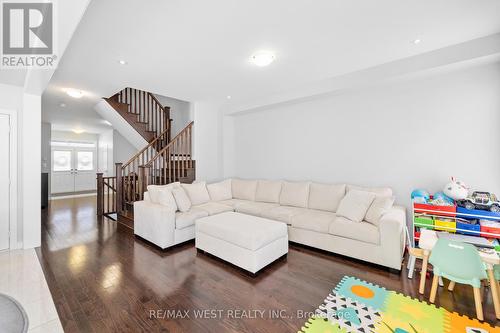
[411,229,500,320]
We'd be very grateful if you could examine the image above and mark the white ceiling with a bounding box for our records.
[42,0,500,132]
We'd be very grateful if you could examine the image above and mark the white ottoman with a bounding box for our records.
[195,212,288,274]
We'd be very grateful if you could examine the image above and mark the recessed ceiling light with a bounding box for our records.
[226,95,232,99]
[72,129,85,134]
[65,88,84,98]
[250,51,276,67]
[59,103,66,108]
[412,39,422,45]
[118,60,127,65]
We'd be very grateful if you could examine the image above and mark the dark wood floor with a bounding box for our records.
[37,197,500,332]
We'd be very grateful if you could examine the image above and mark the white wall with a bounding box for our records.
[52,130,98,142]
[225,62,500,209]
[193,102,223,182]
[154,94,191,137]
[98,129,113,176]
[21,93,42,248]
[113,130,137,165]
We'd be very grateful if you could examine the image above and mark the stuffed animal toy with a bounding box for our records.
[443,177,469,200]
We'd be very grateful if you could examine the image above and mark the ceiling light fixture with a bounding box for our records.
[412,39,422,45]
[65,88,84,98]
[72,129,85,134]
[226,95,232,99]
[118,60,127,65]
[59,103,66,108]
[250,51,276,67]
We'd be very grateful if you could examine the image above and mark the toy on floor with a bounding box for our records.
[443,177,469,200]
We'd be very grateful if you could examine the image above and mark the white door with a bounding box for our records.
[0,115,10,250]
[51,148,74,194]
[74,149,96,191]
[51,147,97,194]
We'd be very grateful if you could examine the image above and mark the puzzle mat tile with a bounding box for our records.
[299,276,500,333]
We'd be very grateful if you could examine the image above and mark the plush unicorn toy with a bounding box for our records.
[443,177,469,201]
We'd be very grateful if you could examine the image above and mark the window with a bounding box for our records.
[53,151,72,171]
[77,151,94,171]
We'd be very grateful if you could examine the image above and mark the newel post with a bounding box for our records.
[115,163,123,215]
[138,165,150,200]
[96,173,104,217]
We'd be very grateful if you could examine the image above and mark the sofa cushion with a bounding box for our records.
[157,188,178,210]
[347,184,392,197]
[175,208,209,229]
[192,202,233,216]
[365,196,395,226]
[235,201,280,217]
[329,216,380,245]
[181,182,211,205]
[255,180,282,203]
[279,181,310,208]
[336,190,376,222]
[261,206,308,225]
[196,212,287,251]
[172,187,192,212]
[147,182,180,203]
[207,179,232,201]
[291,210,336,233]
[232,179,258,201]
[217,199,249,209]
[308,183,346,212]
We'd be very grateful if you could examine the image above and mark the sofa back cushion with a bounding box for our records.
[308,183,346,212]
[232,179,257,201]
[279,181,310,208]
[347,184,392,197]
[147,182,180,203]
[336,190,376,222]
[172,188,192,212]
[365,196,395,226]
[207,179,232,201]
[255,180,282,203]
[181,181,210,205]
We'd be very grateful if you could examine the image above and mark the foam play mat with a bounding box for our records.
[299,276,500,333]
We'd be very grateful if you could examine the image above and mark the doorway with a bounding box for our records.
[51,142,97,195]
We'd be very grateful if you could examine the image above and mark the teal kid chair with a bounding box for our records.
[428,239,487,321]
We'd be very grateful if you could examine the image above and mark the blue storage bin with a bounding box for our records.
[457,206,500,221]
[456,220,481,236]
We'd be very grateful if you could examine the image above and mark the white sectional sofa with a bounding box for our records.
[134,179,406,270]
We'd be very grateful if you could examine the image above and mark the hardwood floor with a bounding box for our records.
[37,197,500,332]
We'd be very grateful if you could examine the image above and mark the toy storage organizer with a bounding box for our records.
[411,201,500,246]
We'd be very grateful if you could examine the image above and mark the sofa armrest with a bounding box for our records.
[134,200,176,249]
[379,205,406,270]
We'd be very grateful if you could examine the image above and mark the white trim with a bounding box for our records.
[0,109,18,250]
[50,192,97,200]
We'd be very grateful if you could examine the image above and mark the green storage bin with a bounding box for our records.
[414,215,434,229]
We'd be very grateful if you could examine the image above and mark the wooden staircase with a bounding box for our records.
[96,87,195,228]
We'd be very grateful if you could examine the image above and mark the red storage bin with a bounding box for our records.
[414,203,456,217]
[479,220,500,239]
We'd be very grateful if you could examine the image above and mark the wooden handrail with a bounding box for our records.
[122,126,170,169]
[114,87,170,140]
[146,121,194,167]
[139,121,194,193]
